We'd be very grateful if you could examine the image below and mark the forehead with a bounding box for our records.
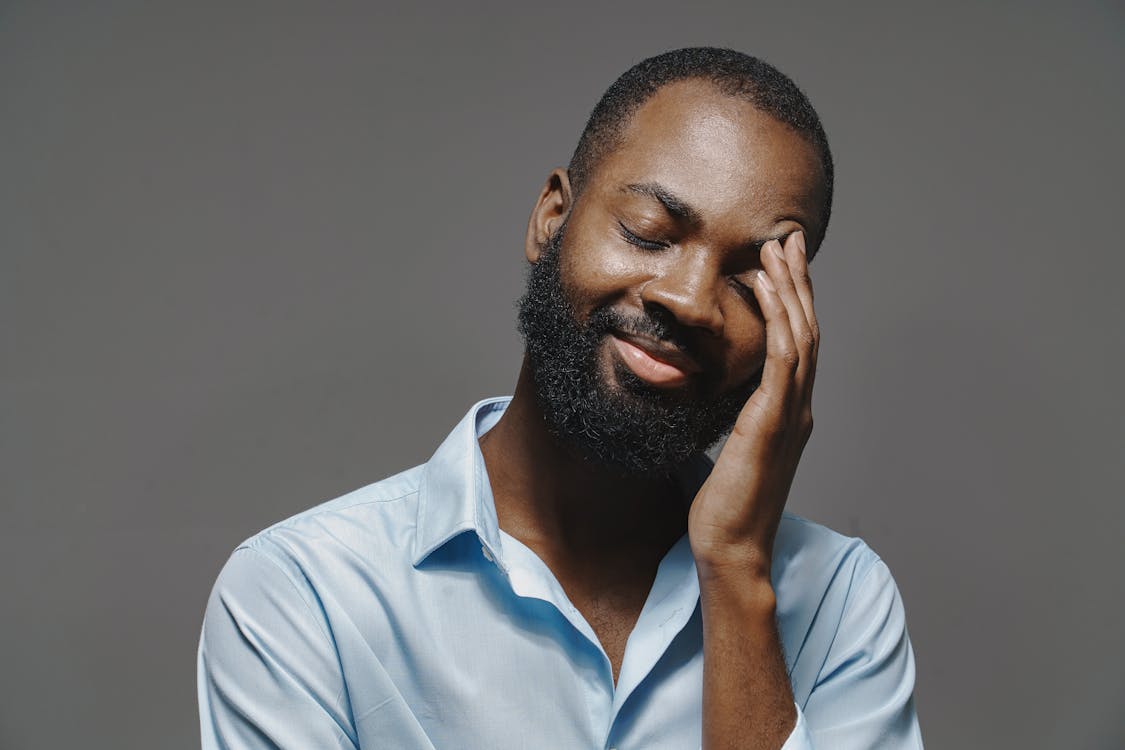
[589,80,824,233]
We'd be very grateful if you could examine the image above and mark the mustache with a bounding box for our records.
[587,305,694,356]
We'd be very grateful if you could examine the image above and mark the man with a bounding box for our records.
[198,48,922,749]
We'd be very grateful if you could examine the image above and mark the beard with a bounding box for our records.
[516,223,761,476]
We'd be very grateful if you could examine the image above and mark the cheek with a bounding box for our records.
[722,311,768,386]
[560,232,655,309]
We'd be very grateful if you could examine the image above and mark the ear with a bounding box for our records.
[524,168,573,264]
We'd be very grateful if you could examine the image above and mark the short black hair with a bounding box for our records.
[568,47,834,251]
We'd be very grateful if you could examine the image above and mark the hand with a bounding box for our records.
[688,229,818,579]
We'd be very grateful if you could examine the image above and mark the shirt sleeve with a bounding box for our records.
[779,703,814,749]
[705,557,920,750]
[197,546,358,750]
[801,558,924,748]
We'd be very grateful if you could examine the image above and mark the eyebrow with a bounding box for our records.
[624,182,702,225]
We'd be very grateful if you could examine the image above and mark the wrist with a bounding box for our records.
[698,564,779,628]
[692,538,774,583]
[695,551,777,620]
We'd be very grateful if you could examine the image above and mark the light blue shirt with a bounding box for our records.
[198,397,922,748]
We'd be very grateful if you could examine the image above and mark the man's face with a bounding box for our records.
[519,79,825,474]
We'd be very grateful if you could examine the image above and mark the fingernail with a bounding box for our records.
[795,231,806,256]
[757,270,775,292]
[771,240,785,260]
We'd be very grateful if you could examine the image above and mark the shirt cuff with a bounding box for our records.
[779,702,813,750]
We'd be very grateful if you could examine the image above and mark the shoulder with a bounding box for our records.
[197,471,432,750]
[771,514,914,703]
[772,512,885,594]
[772,517,921,741]
[770,514,894,636]
[772,512,900,625]
[206,464,425,622]
[239,463,424,565]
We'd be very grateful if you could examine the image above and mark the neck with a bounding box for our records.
[479,359,689,557]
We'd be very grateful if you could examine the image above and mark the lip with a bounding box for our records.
[610,333,701,388]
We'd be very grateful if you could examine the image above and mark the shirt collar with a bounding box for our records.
[412,396,717,567]
[413,397,510,567]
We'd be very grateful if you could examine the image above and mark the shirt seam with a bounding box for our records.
[254,487,421,540]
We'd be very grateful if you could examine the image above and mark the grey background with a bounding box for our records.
[2,1,1122,748]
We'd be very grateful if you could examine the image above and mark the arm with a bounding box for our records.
[689,231,922,748]
[696,551,922,749]
[198,546,359,749]
[200,546,357,750]
[198,543,438,750]
[689,230,816,749]
[803,557,922,747]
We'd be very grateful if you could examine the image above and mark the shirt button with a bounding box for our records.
[481,545,493,562]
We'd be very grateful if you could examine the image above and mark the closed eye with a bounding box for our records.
[617,221,669,251]
[729,276,763,312]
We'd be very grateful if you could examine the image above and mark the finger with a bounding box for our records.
[762,236,815,397]
[712,258,799,494]
[750,257,799,411]
[785,231,817,342]
[783,231,820,398]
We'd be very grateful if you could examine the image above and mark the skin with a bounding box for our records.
[478,79,825,749]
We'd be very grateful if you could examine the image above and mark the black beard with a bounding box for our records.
[516,224,760,476]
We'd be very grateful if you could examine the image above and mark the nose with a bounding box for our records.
[639,251,724,335]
